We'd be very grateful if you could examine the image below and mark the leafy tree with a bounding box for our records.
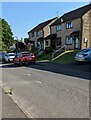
[0,18,14,48]
[15,41,27,52]
[24,38,29,45]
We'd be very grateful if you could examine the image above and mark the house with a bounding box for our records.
[28,17,57,50]
[46,4,91,50]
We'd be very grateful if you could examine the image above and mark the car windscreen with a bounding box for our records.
[22,53,31,56]
[8,54,15,56]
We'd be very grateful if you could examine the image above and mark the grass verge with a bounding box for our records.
[37,52,52,61]
[52,50,80,64]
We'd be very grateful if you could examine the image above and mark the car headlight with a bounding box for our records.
[76,54,83,57]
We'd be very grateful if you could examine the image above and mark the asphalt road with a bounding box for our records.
[1,62,90,118]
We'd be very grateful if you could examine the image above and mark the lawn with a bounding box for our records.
[52,50,80,64]
[37,50,80,64]
[37,52,52,61]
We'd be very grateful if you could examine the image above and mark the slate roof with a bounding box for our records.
[28,17,57,33]
[51,4,91,26]
[44,34,57,39]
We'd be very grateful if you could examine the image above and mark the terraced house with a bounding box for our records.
[45,4,91,50]
[28,17,57,49]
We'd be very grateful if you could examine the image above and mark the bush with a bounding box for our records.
[31,47,38,53]
[44,47,53,53]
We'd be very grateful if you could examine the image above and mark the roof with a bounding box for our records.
[28,17,57,33]
[51,4,91,26]
[44,34,57,39]
[37,37,43,41]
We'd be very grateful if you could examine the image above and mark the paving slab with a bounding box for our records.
[2,88,27,119]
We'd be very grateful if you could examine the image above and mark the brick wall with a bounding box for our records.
[51,18,81,49]
[43,18,58,38]
[28,18,57,48]
[28,30,43,47]
[89,9,91,47]
[82,10,91,49]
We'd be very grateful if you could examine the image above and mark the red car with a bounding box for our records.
[14,51,36,65]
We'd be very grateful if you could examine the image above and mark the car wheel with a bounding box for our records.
[33,60,36,64]
[19,60,22,66]
[14,61,17,65]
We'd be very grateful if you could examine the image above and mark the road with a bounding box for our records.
[1,62,90,118]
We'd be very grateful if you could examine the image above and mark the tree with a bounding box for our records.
[0,18,14,48]
[15,41,27,52]
[24,38,29,45]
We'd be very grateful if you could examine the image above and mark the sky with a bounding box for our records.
[2,2,89,40]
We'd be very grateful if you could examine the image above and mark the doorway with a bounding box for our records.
[74,37,79,49]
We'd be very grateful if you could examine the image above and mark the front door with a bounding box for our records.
[51,39,55,49]
[74,37,79,49]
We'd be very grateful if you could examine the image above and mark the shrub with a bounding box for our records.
[44,47,53,53]
[31,47,38,53]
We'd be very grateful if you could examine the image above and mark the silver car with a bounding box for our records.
[4,53,16,62]
[75,47,91,62]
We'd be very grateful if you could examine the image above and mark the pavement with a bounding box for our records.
[0,87,28,119]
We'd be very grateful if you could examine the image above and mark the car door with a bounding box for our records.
[89,49,91,61]
[4,54,9,62]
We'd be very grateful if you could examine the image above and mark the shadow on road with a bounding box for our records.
[1,61,91,80]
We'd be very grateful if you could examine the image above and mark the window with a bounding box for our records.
[45,40,49,46]
[34,32,36,36]
[66,36,72,45]
[32,32,34,37]
[36,31,40,36]
[57,38,61,45]
[66,22,73,29]
[56,25,62,31]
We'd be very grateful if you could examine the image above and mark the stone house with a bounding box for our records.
[28,17,57,49]
[46,4,91,50]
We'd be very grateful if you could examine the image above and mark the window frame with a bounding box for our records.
[36,31,40,36]
[66,22,73,29]
[32,32,34,37]
[65,36,73,45]
[45,40,49,46]
[56,25,62,31]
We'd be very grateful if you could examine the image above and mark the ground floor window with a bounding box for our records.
[45,40,49,46]
[66,36,72,45]
[56,38,61,45]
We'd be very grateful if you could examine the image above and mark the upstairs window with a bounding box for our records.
[36,31,40,36]
[34,32,36,36]
[66,22,73,29]
[66,36,72,45]
[32,32,34,37]
[56,25,62,31]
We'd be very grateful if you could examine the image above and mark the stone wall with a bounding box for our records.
[82,10,91,49]
[51,18,81,49]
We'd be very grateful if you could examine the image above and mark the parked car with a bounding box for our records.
[75,47,91,62]
[4,53,16,62]
[0,52,6,62]
[14,51,36,65]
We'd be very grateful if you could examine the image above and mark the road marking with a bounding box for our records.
[36,81,42,84]
[28,73,32,76]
